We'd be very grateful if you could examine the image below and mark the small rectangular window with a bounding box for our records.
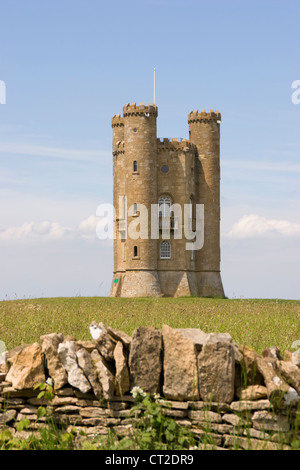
[160,241,171,259]
[133,160,138,172]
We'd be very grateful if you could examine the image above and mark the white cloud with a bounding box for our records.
[77,215,100,240]
[0,221,72,242]
[0,214,112,243]
[226,214,300,239]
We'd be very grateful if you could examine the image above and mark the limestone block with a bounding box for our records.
[230,399,271,412]
[251,410,290,433]
[188,409,222,423]
[162,324,199,401]
[40,333,68,391]
[262,346,282,360]
[256,356,296,406]
[114,341,130,397]
[89,321,116,362]
[5,345,28,369]
[278,360,300,395]
[238,345,264,386]
[5,343,45,391]
[240,385,268,401]
[222,413,247,427]
[175,328,208,352]
[107,327,131,350]
[57,341,91,394]
[76,348,102,400]
[198,335,235,404]
[0,409,17,425]
[129,326,162,395]
[224,434,290,451]
[91,349,115,400]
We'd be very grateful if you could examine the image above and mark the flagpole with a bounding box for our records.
[153,67,156,104]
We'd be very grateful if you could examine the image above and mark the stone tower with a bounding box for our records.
[110,102,225,298]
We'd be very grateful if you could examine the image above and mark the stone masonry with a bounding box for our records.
[110,103,225,298]
[1,323,299,450]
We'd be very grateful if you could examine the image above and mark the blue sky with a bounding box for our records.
[0,0,299,299]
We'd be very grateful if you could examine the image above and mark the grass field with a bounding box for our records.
[0,296,299,354]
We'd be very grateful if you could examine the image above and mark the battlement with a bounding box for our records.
[111,114,125,128]
[112,140,125,156]
[157,138,197,153]
[123,102,158,118]
[188,109,221,124]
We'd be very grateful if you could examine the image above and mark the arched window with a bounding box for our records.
[158,195,171,217]
[133,160,138,172]
[133,246,138,257]
[160,240,171,259]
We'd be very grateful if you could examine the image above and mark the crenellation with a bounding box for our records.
[123,102,158,118]
[112,141,125,156]
[157,138,197,152]
[188,109,221,123]
[111,114,124,128]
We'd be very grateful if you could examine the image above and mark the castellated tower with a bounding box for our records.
[110,102,225,298]
[188,110,224,297]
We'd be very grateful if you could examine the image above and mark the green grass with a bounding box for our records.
[0,296,299,354]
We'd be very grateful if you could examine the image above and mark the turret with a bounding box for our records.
[111,103,161,297]
[122,103,158,270]
[188,109,224,296]
[111,114,124,151]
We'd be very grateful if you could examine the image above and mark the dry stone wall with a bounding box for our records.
[1,323,299,450]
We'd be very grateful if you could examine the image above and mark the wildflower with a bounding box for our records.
[46,377,54,387]
[131,386,146,399]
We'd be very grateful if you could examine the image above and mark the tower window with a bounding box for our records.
[133,203,138,215]
[160,240,171,259]
[158,196,171,217]
[133,160,138,172]
[133,246,138,257]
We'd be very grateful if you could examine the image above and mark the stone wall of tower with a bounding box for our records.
[111,115,125,296]
[156,138,198,297]
[188,110,225,297]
